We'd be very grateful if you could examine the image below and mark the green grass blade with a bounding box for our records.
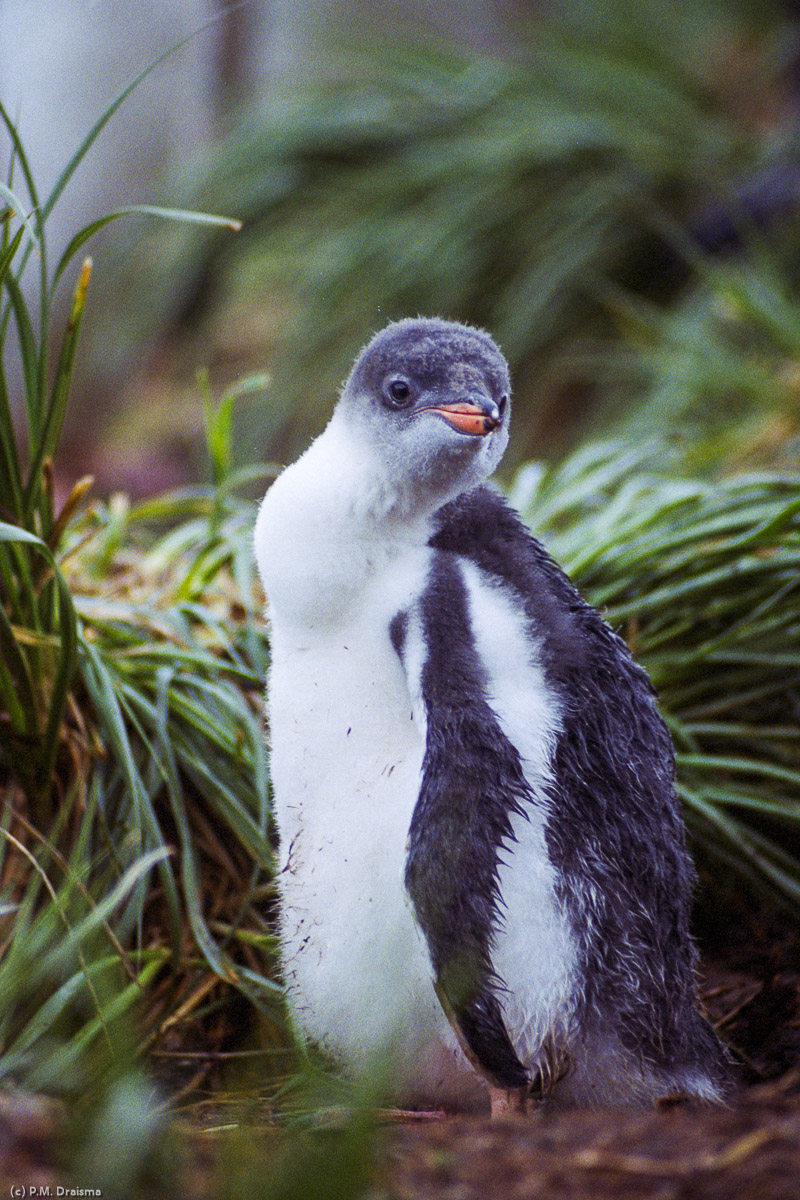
[25,957,164,1092]
[0,582,36,732]
[78,636,184,957]
[153,667,237,982]
[0,222,26,284]
[50,206,241,300]
[0,524,79,812]
[1,264,41,432]
[24,258,92,526]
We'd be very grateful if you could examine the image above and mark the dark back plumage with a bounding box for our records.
[429,484,728,1085]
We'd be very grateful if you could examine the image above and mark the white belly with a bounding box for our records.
[268,595,485,1108]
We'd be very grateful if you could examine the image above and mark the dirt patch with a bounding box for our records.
[699,901,800,1085]
[383,1080,800,1200]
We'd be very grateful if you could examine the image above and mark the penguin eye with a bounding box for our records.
[384,377,414,409]
[498,393,508,417]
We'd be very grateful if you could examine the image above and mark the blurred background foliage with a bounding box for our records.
[83,0,800,487]
[1,0,800,1192]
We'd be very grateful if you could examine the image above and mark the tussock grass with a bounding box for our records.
[0,423,285,1096]
[0,79,279,1102]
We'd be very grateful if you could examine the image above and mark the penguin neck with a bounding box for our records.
[324,409,438,528]
[255,416,439,629]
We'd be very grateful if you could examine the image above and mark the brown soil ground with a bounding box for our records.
[384,1085,800,1200]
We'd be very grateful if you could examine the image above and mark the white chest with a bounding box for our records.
[255,434,480,1103]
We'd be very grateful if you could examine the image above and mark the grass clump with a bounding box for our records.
[0,86,281,1106]
[0,412,285,1096]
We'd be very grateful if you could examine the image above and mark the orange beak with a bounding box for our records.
[424,402,501,436]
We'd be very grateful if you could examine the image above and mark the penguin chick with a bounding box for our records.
[253,316,729,1113]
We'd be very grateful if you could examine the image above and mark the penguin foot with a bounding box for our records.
[489,1085,532,1119]
[377,1108,448,1124]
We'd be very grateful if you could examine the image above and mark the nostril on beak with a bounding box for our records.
[483,401,501,430]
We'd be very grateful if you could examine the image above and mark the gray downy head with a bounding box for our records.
[334,317,512,512]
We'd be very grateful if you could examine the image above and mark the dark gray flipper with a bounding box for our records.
[397,552,530,1090]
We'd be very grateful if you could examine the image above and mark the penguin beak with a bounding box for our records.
[417,397,503,436]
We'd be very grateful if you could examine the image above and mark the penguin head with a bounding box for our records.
[334,317,511,510]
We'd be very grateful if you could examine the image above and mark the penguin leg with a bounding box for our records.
[489,1085,532,1119]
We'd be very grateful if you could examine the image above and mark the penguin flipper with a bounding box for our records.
[396,552,531,1091]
